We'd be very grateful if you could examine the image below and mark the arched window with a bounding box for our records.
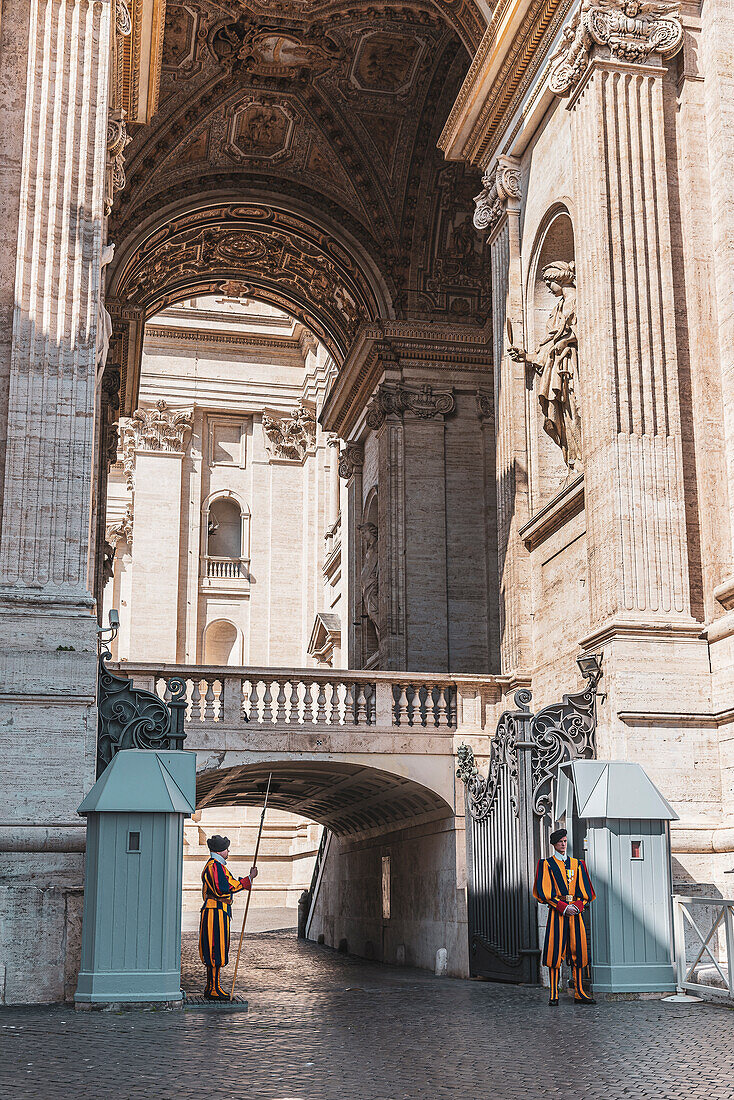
[202,492,250,580]
[203,619,241,665]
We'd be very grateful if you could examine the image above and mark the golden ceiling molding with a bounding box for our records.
[122,0,167,125]
[439,0,572,166]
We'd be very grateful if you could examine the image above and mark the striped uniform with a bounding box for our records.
[533,854,595,1001]
[199,857,251,998]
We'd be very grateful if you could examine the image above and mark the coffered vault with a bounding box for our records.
[106,0,492,412]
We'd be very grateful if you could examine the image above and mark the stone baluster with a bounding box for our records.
[191,680,202,721]
[275,680,287,723]
[435,686,448,728]
[262,681,273,723]
[329,682,340,725]
[247,681,260,724]
[302,681,314,723]
[316,682,327,723]
[203,681,215,723]
[289,681,300,724]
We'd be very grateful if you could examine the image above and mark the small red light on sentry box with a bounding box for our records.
[631,840,642,859]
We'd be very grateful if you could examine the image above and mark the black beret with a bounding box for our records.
[550,828,567,846]
[207,835,230,853]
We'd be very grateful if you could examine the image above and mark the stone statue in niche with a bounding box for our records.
[508,260,582,474]
[359,522,379,639]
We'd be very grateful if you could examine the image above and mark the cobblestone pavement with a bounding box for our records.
[1,931,732,1100]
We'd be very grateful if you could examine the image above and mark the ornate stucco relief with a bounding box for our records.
[473,158,521,234]
[261,404,317,462]
[549,0,683,96]
[120,400,194,488]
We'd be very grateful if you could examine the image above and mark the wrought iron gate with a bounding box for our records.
[458,664,600,983]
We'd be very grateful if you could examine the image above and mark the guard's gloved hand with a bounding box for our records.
[564,903,579,915]
[249,866,259,879]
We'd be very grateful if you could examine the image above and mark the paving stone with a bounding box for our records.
[0,930,731,1100]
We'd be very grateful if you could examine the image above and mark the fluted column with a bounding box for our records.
[0,0,112,602]
[338,443,364,666]
[475,156,533,677]
[553,4,692,628]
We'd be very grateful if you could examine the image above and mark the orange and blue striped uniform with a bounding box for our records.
[533,854,595,1000]
[199,857,251,997]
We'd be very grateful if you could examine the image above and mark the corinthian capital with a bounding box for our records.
[338,443,364,480]
[473,157,521,234]
[366,383,456,429]
[120,400,193,489]
[550,0,683,97]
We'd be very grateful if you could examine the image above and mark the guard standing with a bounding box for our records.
[199,835,258,1000]
[533,827,596,1005]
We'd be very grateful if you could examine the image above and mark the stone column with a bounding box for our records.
[0,0,113,1004]
[338,443,364,666]
[122,401,192,662]
[474,157,532,679]
[551,4,692,630]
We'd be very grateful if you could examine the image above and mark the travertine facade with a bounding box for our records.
[0,0,732,1003]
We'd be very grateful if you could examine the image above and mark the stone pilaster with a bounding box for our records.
[338,442,364,666]
[476,156,533,678]
[0,0,113,1005]
[555,7,692,629]
[122,402,192,662]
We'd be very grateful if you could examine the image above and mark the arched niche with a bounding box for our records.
[202,490,251,577]
[360,489,379,665]
[526,205,577,511]
[203,619,241,666]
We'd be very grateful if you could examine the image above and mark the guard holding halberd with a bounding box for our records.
[199,834,258,1000]
[533,827,596,1005]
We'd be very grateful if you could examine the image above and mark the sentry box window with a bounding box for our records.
[127,831,141,853]
[630,839,643,860]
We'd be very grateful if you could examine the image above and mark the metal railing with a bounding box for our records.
[673,894,734,1003]
[109,664,500,733]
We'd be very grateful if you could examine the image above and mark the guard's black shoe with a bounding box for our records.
[574,996,596,1005]
[548,997,559,1006]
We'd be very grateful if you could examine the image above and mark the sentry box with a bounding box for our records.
[75,749,196,1008]
[556,760,679,994]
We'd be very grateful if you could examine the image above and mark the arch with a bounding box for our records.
[195,759,454,837]
[202,490,251,569]
[203,619,242,666]
[107,198,395,365]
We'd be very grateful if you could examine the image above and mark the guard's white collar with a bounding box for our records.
[553,850,567,862]
[210,851,227,865]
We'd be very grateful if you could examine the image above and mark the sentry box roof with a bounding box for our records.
[78,750,197,815]
[558,761,679,822]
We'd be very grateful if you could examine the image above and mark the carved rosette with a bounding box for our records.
[366,383,456,430]
[120,400,193,489]
[550,0,683,97]
[261,403,316,462]
[473,158,521,234]
[106,505,134,548]
[115,0,132,36]
[338,443,364,480]
[476,391,493,422]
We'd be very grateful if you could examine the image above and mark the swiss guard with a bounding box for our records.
[533,827,596,1005]
[199,835,258,1000]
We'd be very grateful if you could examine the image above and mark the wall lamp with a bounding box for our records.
[576,651,603,689]
[97,608,120,646]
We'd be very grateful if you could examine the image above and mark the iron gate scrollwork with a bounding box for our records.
[96,644,187,776]
[458,662,600,983]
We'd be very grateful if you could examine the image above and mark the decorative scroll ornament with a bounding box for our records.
[457,690,532,821]
[105,107,132,215]
[115,0,132,36]
[366,383,456,430]
[106,505,134,548]
[261,403,316,462]
[550,0,683,97]
[120,401,193,490]
[338,442,364,480]
[530,677,597,818]
[96,649,187,777]
[473,158,521,233]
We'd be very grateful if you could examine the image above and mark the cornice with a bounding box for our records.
[122,0,167,125]
[439,0,573,167]
[320,321,491,438]
[145,325,304,353]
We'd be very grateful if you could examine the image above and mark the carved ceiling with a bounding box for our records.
[108,0,490,385]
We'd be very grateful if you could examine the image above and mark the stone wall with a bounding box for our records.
[309,814,469,978]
